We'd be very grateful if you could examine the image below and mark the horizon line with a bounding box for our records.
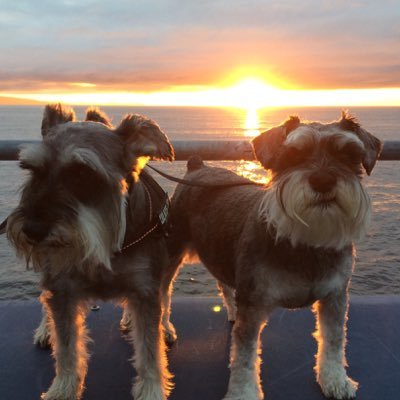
[1,86,400,108]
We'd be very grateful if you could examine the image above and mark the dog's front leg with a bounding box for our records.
[313,290,358,400]
[34,303,51,348]
[128,296,173,400]
[41,292,89,400]
[160,264,180,345]
[224,305,268,400]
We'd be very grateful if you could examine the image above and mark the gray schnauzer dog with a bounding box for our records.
[7,104,176,400]
[166,113,382,400]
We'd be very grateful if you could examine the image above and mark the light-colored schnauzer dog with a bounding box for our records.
[166,113,382,400]
[7,104,176,400]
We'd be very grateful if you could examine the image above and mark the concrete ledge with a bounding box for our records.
[0,296,399,399]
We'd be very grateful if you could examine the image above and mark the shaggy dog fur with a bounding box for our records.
[164,113,382,400]
[7,104,176,400]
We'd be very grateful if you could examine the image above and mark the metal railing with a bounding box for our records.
[0,139,399,161]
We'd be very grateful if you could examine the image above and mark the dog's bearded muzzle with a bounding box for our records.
[260,171,371,249]
[7,205,121,274]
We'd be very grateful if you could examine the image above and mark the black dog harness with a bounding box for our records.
[117,169,170,253]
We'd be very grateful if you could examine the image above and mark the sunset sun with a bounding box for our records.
[2,72,400,108]
[222,77,280,109]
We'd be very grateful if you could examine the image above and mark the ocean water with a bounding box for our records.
[0,105,399,299]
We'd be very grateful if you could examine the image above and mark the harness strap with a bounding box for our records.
[140,169,170,231]
[119,223,160,252]
[116,170,170,254]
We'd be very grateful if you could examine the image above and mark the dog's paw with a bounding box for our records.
[223,394,263,400]
[132,378,166,400]
[41,375,82,400]
[33,325,51,349]
[320,377,358,399]
[41,392,77,400]
[41,387,78,400]
[120,309,133,332]
[163,322,177,345]
[318,369,358,399]
[120,319,132,332]
[223,382,264,400]
[226,307,237,323]
[223,397,261,400]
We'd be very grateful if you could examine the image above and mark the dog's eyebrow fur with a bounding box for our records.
[285,126,319,149]
[61,145,110,180]
[285,125,364,152]
[19,143,49,169]
[327,131,365,150]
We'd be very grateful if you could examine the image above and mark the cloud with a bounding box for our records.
[0,0,399,91]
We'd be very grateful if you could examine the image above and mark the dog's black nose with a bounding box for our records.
[308,171,337,193]
[22,221,49,242]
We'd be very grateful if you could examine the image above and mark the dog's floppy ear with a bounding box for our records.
[339,111,382,175]
[85,107,113,128]
[251,116,300,170]
[115,114,174,161]
[41,104,75,137]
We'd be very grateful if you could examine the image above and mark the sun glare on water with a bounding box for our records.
[225,77,273,183]
[235,160,271,185]
[222,77,276,138]
[243,107,260,137]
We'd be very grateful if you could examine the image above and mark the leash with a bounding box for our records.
[146,164,265,188]
[0,163,264,239]
[114,160,265,252]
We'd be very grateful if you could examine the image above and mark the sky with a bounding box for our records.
[0,0,399,107]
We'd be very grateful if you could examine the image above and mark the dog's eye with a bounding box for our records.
[61,164,108,203]
[278,147,309,169]
[334,143,365,166]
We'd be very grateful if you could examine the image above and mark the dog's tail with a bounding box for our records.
[187,155,204,171]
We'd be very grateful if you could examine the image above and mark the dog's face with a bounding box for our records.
[252,112,382,249]
[7,104,173,274]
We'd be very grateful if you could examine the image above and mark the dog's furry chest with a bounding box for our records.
[40,250,160,301]
[259,264,350,309]
[238,231,354,309]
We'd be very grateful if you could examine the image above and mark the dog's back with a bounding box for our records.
[168,158,263,286]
